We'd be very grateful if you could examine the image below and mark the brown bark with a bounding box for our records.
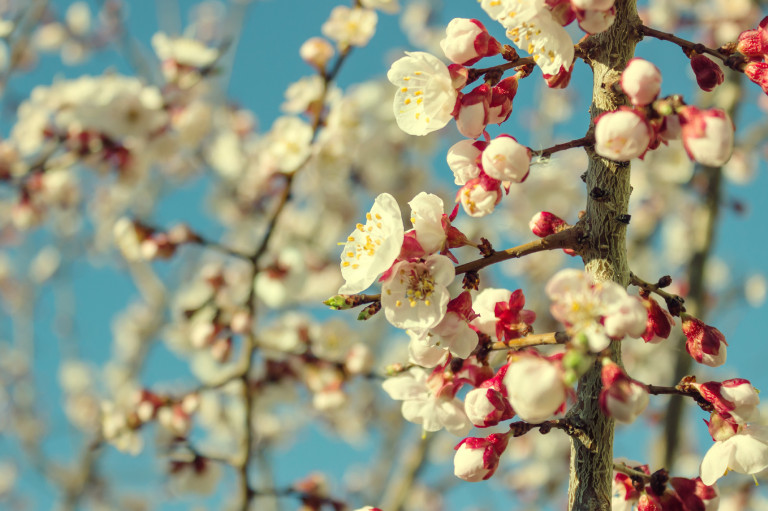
[567,2,642,509]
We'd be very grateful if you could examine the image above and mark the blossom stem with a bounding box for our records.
[638,24,746,70]
[612,462,652,482]
[629,272,686,316]
[467,57,536,85]
[489,331,568,351]
[455,228,581,275]
[531,136,594,159]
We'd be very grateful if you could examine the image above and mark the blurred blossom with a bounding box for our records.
[745,274,767,307]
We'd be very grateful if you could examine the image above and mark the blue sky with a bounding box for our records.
[5,1,768,510]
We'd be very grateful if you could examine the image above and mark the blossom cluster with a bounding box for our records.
[596,58,735,167]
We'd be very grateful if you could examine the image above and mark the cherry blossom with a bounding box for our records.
[426,292,479,358]
[387,51,458,136]
[453,433,510,481]
[408,192,447,255]
[487,75,519,124]
[381,366,471,435]
[479,0,575,76]
[695,379,760,424]
[321,6,378,49]
[594,108,652,161]
[678,106,734,167]
[440,18,501,66]
[620,58,661,107]
[381,254,455,335]
[481,135,531,182]
[338,193,404,294]
[681,314,728,367]
[546,269,646,352]
[299,37,335,69]
[457,175,502,217]
[700,424,768,485]
[503,354,566,423]
[599,360,649,423]
[446,139,484,185]
[455,84,491,139]
[464,364,515,427]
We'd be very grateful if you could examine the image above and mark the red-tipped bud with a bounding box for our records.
[621,58,661,106]
[453,433,510,482]
[705,412,738,442]
[736,16,768,58]
[529,211,568,237]
[487,75,519,124]
[745,61,768,95]
[599,360,649,423]
[640,295,673,343]
[678,106,734,167]
[681,314,727,367]
[449,63,469,90]
[690,54,724,92]
[440,18,501,66]
[455,84,491,139]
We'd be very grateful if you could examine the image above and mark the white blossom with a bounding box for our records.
[387,52,458,136]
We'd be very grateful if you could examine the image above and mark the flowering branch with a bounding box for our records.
[455,227,582,275]
[508,418,594,451]
[629,272,685,316]
[531,136,594,159]
[638,24,745,70]
[489,331,568,351]
[613,462,651,482]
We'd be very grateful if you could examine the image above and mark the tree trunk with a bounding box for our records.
[567,2,641,509]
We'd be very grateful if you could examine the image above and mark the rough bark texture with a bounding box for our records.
[567,2,641,509]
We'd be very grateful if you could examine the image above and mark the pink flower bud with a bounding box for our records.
[457,175,502,217]
[440,18,501,66]
[744,61,768,95]
[621,58,661,106]
[690,54,724,92]
[681,314,727,367]
[736,16,768,58]
[481,135,531,182]
[640,295,673,343]
[529,211,568,237]
[577,7,616,35]
[678,106,734,167]
[453,433,509,481]
[503,353,566,423]
[599,361,649,423]
[696,379,760,424]
[594,107,652,161]
[487,75,519,124]
[446,139,485,185]
[299,37,335,69]
[455,84,491,139]
[464,387,514,427]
